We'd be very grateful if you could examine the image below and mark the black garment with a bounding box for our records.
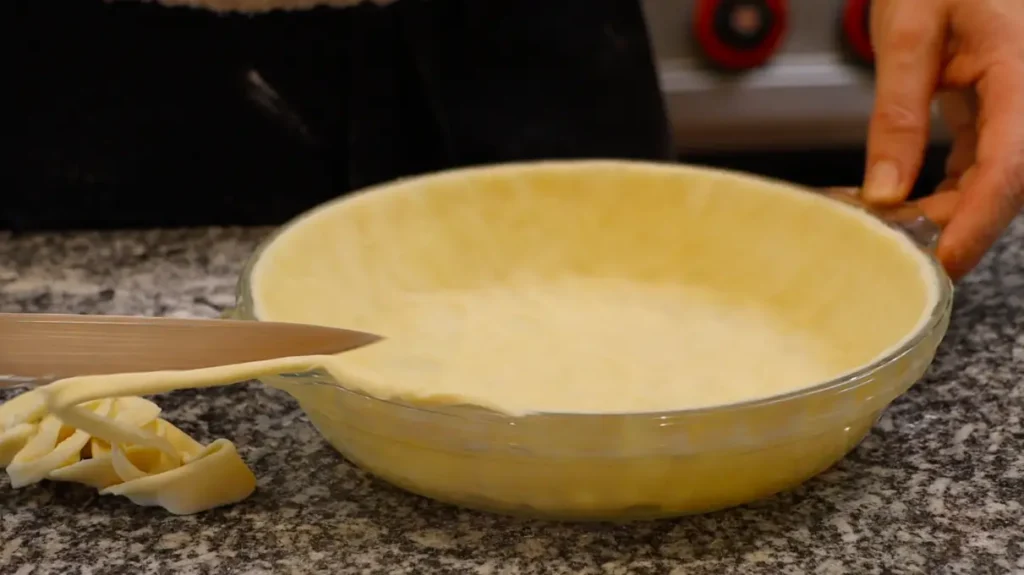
[10,0,672,229]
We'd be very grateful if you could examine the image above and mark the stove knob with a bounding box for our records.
[842,0,875,65]
[694,0,789,71]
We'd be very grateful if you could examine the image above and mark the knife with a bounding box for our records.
[0,313,381,388]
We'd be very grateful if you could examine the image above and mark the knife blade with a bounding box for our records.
[0,313,381,387]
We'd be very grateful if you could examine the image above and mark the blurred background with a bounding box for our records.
[8,0,950,231]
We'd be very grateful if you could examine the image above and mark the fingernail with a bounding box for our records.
[863,161,903,203]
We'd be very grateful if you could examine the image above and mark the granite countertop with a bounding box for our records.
[1,221,1022,575]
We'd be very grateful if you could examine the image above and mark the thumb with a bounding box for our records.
[863,0,949,205]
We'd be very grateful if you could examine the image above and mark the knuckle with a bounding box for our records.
[881,22,929,54]
[872,101,931,136]
[938,91,978,133]
[989,151,1024,213]
[1011,157,1024,205]
[988,52,1024,81]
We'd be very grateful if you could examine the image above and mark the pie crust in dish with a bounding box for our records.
[249,160,942,416]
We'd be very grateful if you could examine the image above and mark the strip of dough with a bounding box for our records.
[7,400,113,488]
[101,439,255,515]
[0,423,38,467]
[39,356,330,458]
[4,374,262,513]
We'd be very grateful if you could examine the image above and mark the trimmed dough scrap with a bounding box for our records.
[1,382,256,515]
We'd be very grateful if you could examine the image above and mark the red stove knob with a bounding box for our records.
[842,0,875,65]
[693,0,789,71]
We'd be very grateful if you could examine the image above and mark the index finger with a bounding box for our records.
[863,0,948,204]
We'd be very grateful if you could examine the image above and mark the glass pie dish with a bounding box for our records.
[230,161,953,521]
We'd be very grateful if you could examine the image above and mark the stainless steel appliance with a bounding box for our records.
[643,0,951,151]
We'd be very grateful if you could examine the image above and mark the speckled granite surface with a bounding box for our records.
[1,220,1022,575]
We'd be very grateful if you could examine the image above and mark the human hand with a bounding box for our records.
[863,0,1024,280]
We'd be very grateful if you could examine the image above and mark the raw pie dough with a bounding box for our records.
[239,160,945,517]
[1,160,943,516]
[250,161,940,415]
[1,378,256,515]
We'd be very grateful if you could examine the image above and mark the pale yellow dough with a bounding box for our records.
[1,161,945,519]
[238,160,947,518]
[1,385,256,515]
[307,278,847,414]
[247,161,940,416]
